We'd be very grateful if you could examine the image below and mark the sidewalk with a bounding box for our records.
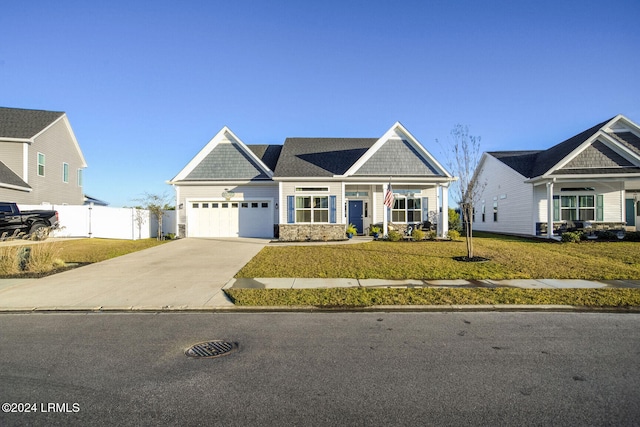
[226,277,640,290]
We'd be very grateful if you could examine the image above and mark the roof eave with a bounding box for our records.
[0,182,32,192]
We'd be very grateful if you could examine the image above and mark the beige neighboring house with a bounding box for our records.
[0,107,87,205]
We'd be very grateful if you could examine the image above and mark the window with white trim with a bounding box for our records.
[37,153,45,176]
[561,195,594,221]
[77,169,83,187]
[62,163,69,183]
[392,197,421,223]
[295,196,328,223]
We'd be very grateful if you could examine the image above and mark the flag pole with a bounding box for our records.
[383,177,392,236]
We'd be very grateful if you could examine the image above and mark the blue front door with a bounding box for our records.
[348,201,363,235]
[626,199,636,227]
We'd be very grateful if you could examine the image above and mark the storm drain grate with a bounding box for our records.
[185,341,237,358]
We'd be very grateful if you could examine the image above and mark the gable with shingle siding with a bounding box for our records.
[354,138,440,176]
[559,141,635,170]
[185,141,271,181]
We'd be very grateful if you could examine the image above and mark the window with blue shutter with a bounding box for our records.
[553,196,560,221]
[287,195,295,223]
[596,195,604,221]
[329,195,336,223]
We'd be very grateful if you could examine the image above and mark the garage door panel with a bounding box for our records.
[239,201,272,238]
[188,200,272,238]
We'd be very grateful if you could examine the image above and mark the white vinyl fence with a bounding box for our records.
[19,204,176,240]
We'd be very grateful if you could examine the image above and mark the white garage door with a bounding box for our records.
[188,201,273,238]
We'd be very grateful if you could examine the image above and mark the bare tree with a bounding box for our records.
[440,125,485,259]
[134,192,172,240]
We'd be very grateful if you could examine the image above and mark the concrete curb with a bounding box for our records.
[2,304,640,314]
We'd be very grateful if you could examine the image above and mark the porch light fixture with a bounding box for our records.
[222,189,235,200]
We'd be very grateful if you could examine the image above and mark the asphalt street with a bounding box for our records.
[1,312,639,426]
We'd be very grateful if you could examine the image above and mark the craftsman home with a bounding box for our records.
[473,114,640,238]
[0,107,87,205]
[169,122,455,240]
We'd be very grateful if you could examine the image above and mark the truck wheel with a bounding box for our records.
[29,224,49,241]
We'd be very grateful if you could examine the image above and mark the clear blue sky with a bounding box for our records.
[2,0,639,207]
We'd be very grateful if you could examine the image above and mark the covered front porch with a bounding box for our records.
[344,182,451,238]
[535,177,640,238]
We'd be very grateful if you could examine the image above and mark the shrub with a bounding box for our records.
[561,231,583,243]
[624,231,640,242]
[411,228,425,241]
[426,230,437,240]
[387,230,402,242]
[596,230,619,241]
[447,229,460,241]
[25,242,63,273]
[0,246,22,275]
[369,226,381,236]
[448,208,462,232]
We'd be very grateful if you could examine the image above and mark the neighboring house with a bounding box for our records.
[83,194,109,206]
[473,114,640,238]
[0,107,87,205]
[169,122,455,240]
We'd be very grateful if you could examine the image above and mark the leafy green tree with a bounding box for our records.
[448,208,462,232]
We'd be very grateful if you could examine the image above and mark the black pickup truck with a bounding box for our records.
[0,202,59,240]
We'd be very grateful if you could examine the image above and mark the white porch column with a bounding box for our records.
[546,181,554,239]
[383,184,388,236]
[440,185,449,238]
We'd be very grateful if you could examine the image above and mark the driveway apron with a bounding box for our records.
[0,238,267,310]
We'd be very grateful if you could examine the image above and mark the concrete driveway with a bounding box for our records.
[0,238,268,310]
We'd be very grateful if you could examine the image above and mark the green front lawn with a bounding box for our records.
[236,233,640,280]
[226,288,640,307]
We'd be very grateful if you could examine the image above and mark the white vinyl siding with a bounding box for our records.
[474,155,533,235]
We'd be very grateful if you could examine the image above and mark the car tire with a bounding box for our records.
[29,223,49,241]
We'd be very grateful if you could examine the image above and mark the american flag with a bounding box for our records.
[384,182,394,208]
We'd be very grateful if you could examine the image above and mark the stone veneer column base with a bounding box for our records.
[278,224,347,241]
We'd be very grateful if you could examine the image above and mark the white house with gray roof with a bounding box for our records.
[169,122,455,240]
[0,107,87,205]
[473,114,640,238]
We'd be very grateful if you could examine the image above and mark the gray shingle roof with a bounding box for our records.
[274,138,377,177]
[248,145,282,171]
[0,107,64,139]
[488,151,542,177]
[610,132,640,157]
[185,142,271,181]
[490,117,640,178]
[0,160,30,189]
